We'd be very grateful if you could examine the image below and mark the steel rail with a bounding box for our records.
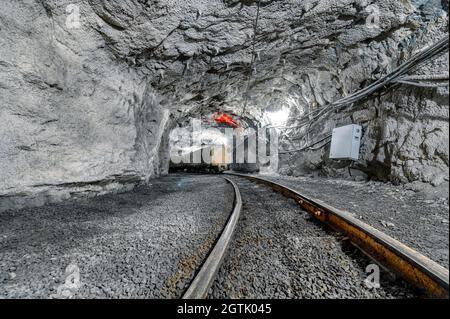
[226,172,449,298]
[182,177,242,299]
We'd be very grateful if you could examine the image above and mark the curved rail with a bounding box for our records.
[182,177,242,299]
[226,172,449,299]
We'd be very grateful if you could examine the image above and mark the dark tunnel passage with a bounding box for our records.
[162,102,294,175]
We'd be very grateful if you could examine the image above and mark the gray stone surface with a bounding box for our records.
[278,3,449,185]
[0,174,234,299]
[0,0,448,209]
[210,176,423,299]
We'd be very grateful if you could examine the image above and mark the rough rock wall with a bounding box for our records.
[0,0,448,211]
[358,82,449,186]
[278,1,449,186]
[0,1,171,211]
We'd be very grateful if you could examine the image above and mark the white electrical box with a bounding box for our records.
[329,124,362,161]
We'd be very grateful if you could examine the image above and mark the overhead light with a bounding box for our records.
[264,108,289,127]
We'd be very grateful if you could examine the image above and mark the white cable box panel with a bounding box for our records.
[329,124,362,161]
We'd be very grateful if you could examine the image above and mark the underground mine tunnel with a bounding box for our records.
[0,0,449,303]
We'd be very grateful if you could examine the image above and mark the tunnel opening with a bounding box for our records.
[165,110,285,175]
[0,0,448,211]
[168,115,233,174]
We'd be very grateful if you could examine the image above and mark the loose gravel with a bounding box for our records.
[259,175,449,268]
[209,176,424,299]
[0,174,234,299]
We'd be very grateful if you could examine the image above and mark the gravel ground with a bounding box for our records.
[256,174,449,268]
[0,174,234,299]
[209,176,424,299]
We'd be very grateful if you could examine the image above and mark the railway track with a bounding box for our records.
[0,174,235,299]
[1,173,447,299]
[182,178,242,299]
[182,173,449,299]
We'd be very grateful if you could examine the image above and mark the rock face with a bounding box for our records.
[278,2,449,185]
[0,0,172,211]
[0,0,448,211]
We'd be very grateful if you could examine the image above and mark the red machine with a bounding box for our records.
[214,113,239,128]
